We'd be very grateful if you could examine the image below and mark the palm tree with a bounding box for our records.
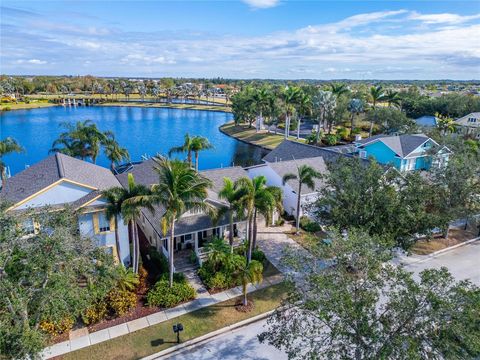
[50,120,107,163]
[191,136,213,171]
[104,173,153,273]
[252,87,271,132]
[296,91,311,140]
[168,133,194,168]
[281,86,302,139]
[103,133,130,171]
[114,266,140,291]
[436,113,457,135]
[385,89,401,108]
[312,91,336,144]
[368,86,386,137]
[139,156,212,287]
[236,259,263,306]
[282,164,321,233]
[347,98,364,136]
[218,177,244,253]
[234,176,282,263]
[0,137,24,188]
[330,83,349,97]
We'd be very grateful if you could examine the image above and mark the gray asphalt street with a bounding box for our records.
[159,240,480,359]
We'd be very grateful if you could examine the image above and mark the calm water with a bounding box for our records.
[0,106,268,175]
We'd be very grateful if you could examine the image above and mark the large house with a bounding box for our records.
[0,153,131,265]
[115,159,248,265]
[454,112,480,139]
[247,157,328,219]
[353,134,451,172]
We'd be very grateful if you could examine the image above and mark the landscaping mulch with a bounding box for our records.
[411,227,477,255]
[235,299,255,313]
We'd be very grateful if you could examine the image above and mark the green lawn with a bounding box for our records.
[99,101,230,112]
[62,283,287,360]
[1,101,57,111]
[287,229,329,253]
[220,122,305,150]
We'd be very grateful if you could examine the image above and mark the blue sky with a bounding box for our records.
[1,1,479,79]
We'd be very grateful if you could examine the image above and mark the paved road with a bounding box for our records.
[404,240,480,285]
[162,319,287,360]
[161,241,480,359]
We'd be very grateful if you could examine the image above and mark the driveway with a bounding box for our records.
[403,240,480,286]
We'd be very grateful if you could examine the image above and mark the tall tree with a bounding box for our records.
[312,90,336,144]
[108,173,153,273]
[236,259,263,307]
[385,89,401,108]
[316,158,445,249]
[218,177,244,253]
[0,204,118,359]
[0,137,24,188]
[259,231,480,360]
[347,98,364,136]
[252,87,271,132]
[135,156,212,287]
[190,136,213,171]
[282,164,321,233]
[50,120,107,163]
[234,176,282,262]
[103,132,130,171]
[168,133,195,168]
[368,86,386,137]
[281,86,302,139]
[296,91,311,140]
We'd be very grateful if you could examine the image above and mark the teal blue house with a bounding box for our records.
[354,134,451,171]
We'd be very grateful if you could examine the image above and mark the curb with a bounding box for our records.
[141,310,275,360]
[407,237,480,264]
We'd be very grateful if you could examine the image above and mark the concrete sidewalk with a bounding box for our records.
[41,274,284,359]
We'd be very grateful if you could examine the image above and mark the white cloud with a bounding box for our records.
[241,0,279,9]
[15,59,47,64]
[409,12,480,24]
[3,8,480,79]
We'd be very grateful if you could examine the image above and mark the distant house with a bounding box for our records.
[354,134,451,172]
[116,160,248,266]
[454,112,480,139]
[247,157,328,219]
[263,139,363,164]
[0,153,130,265]
[415,115,438,128]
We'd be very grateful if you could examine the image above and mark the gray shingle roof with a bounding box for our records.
[115,161,249,236]
[268,157,328,195]
[263,140,368,164]
[1,153,120,205]
[356,134,431,158]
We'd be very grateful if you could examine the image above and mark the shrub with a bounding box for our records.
[300,216,322,233]
[206,272,228,290]
[148,246,168,275]
[275,218,285,226]
[189,250,198,264]
[251,248,266,263]
[136,265,149,293]
[159,272,187,284]
[2,106,11,111]
[107,289,137,316]
[323,134,339,146]
[147,280,196,308]
[82,302,108,325]
[39,317,74,336]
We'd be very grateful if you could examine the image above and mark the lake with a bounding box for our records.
[0,106,268,175]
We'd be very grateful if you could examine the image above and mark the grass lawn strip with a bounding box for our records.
[99,101,230,112]
[1,101,58,111]
[61,283,286,360]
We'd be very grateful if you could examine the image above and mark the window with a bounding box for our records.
[98,212,110,232]
[23,218,36,235]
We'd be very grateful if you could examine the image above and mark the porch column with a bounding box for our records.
[194,232,199,255]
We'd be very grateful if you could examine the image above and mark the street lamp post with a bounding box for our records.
[173,323,184,344]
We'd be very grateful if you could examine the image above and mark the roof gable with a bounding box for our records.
[1,153,120,207]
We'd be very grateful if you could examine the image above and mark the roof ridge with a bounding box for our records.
[55,153,66,178]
